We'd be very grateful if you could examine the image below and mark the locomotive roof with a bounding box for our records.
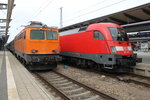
[25,25,58,29]
[25,21,58,29]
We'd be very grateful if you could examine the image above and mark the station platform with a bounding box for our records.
[0,51,55,100]
[130,63,150,77]
[131,51,150,77]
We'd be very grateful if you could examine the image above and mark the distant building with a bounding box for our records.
[128,31,150,51]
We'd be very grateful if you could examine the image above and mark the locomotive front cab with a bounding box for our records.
[28,28,59,54]
[108,27,132,56]
[105,25,142,72]
[25,27,61,69]
[87,23,142,72]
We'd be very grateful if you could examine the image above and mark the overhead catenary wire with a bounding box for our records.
[13,0,56,39]
[63,0,127,24]
[63,0,108,23]
[32,0,55,19]
[79,0,127,17]
[25,0,55,23]
[78,0,108,13]
[29,0,49,19]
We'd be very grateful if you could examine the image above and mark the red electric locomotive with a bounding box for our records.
[60,23,142,72]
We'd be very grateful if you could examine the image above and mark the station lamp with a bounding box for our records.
[0,3,7,10]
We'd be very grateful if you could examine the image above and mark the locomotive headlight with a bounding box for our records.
[111,46,116,53]
[128,46,132,51]
[52,49,58,53]
[31,49,38,53]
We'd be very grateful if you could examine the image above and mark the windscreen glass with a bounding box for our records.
[109,27,128,41]
[30,30,44,39]
[46,30,58,40]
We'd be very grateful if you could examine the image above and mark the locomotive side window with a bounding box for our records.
[78,26,87,32]
[46,30,58,40]
[24,31,26,39]
[23,31,26,39]
[109,27,128,41]
[30,30,44,39]
[94,31,104,40]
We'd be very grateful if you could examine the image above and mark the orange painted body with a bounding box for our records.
[14,27,60,54]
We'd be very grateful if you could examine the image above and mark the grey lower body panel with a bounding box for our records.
[14,51,61,70]
[60,51,139,67]
[61,51,122,65]
[15,51,60,63]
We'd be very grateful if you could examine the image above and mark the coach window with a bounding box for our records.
[30,30,44,39]
[94,30,104,40]
[46,30,58,40]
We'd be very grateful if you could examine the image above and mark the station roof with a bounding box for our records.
[60,3,150,32]
[130,37,150,42]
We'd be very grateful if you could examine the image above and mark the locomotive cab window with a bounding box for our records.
[93,31,104,40]
[30,30,44,39]
[109,27,128,41]
[46,30,58,40]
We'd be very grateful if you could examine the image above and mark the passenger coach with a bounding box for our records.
[60,23,142,72]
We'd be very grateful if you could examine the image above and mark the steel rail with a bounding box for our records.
[34,72,71,100]
[54,71,117,100]
[126,79,150,88]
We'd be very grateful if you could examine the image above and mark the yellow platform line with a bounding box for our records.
[6,53,20,100]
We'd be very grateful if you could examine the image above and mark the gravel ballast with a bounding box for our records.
[56,64,150,100]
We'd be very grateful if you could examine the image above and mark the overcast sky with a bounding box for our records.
[0,0,150,43]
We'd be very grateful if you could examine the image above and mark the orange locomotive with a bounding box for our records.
[13,21,61,70]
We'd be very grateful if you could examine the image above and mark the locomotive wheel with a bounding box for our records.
[96,64,102,71]
[22,59,26,65]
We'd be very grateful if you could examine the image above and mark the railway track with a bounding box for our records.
[91,70,150,88]
[91,71,150,88]
[78,64,150,88]
[64,64,150,89]
[34,71,116,100]
[116,73,150,88]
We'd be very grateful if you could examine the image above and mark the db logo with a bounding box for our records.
[123,47,128,53]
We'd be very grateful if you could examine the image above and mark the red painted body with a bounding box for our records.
[60,23,133,56]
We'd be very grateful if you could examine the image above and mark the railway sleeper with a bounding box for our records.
[69,91,90,98]
[40,75,60,79]
[60,84,78,90]
[82,95,100,100]
[55,82,73,87]
[48,76,61,79]
[59,84,78,90]
[64,87,84,93]
[50,79,68,84]
[66,88,88,96]
[49,77,64,81]
[47,73,58,77]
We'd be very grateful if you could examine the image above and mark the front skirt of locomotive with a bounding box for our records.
[103,53,142,73]
[24,53,61,70]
